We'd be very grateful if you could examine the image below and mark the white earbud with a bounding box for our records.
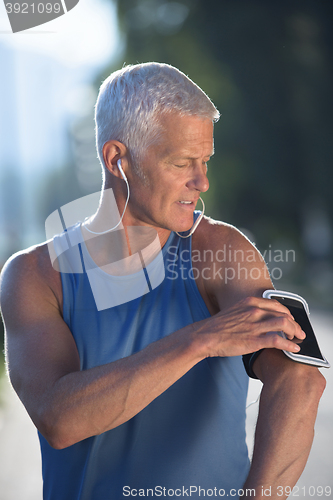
[117,159,127,182]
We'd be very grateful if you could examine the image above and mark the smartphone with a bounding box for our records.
[262,289,330,368]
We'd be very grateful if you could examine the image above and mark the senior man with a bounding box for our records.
[0,63,325,499]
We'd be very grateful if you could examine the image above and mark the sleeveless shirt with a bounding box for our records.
[39,214,250,499]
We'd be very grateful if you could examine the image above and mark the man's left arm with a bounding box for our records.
[196,220,326,499]
[243,349,325,499]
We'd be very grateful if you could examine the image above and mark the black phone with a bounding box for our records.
[262,290,330,368]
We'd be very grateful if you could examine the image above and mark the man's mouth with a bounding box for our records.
[179,201,193,205]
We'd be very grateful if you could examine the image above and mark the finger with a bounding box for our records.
[266,299,295,319]
[242,296,294,318]
[258,315,306,340]
[262,331,302,353]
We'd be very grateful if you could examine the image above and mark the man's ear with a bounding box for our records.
[102,140,128,179]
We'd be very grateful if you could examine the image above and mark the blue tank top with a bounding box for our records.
[39,214,250,499]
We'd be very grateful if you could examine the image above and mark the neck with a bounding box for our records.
[82,182,171,270]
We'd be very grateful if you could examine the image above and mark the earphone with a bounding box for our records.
[83,159,130,235]
[117,158,127,182]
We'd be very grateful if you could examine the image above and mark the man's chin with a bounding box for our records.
[162,212,194,233]
[172,221,193,234]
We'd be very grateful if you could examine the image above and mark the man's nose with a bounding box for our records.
[186,164,209,193]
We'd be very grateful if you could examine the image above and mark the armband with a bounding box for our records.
[242,350,264,379]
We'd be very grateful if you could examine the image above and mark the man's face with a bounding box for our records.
[126,112,214,234]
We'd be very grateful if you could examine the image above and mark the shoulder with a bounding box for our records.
[0,241,63,315]
[1,241,58,285]
[192,215,272,312]
[193,215,262,262]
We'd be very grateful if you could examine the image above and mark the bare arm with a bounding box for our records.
[200,222,326,498]
[243,349,326,499]
[0,242,303,450]
[1,247,203,448]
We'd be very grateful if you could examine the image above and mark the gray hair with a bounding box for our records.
[95,62,220,174]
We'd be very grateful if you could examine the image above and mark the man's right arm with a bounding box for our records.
[1,247,205,449]
[0,246,304,449]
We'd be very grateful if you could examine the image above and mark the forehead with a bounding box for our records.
[154,112,214,158]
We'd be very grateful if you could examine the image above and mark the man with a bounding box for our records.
[0,63,325,499]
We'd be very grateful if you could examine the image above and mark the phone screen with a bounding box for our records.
[270,295,325,361]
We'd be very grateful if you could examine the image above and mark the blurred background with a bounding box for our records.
[0,0,332,498]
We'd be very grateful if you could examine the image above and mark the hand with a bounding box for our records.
[193,296,306,358]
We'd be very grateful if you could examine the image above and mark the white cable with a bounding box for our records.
[83,175,130,236]
[176,197,205,238]
[83,157,204,238]
[246,390,262,409]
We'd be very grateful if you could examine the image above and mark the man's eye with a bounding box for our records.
[175,164,187,168]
